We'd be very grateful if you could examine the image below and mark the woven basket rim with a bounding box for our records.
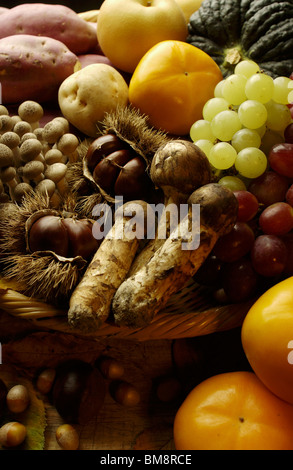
[0,276,253,341]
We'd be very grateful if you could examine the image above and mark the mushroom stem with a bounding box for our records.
[112,183,238,328]
[128,140,211,276]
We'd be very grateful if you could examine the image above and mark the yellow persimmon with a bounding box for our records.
[241,276,293,405]
[129,40,222,136]
[173,371,293,450]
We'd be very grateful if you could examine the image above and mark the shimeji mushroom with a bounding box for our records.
[22,160,45,184]
[18,101,44,131]
[0,143,15,169]
[20,132,38,144]
[0,105,9,116]
[44,162,68,196]
[0,132,21,167]
[13,182,34,203]
[0,115,14,134]
[42,118,68,145]
[44,149,64,165]
[57,133,79,163]
[13,120,32,138]
[19,138,44,164]
[35,178,62,208]
[0,166,19,201]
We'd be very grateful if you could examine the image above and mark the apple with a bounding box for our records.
[97,0,187,74]
[175,0,204,23]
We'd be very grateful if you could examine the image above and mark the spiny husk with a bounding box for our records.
[66,105,170,217]
[0,191,88,306]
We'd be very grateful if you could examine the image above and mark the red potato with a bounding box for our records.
[0,34,81,104]
[0,3,98,55]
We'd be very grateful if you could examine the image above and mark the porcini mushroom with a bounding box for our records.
[129,140,211,276]
[112,183,238,328]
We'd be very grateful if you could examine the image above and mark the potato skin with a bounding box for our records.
[0,35,80,104]
[0,3,98,55]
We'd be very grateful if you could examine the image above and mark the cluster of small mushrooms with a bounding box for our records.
[0,101,79,207]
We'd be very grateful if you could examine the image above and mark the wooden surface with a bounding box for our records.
[0,311,179,450]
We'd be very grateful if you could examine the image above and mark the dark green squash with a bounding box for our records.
[187,0,293,78]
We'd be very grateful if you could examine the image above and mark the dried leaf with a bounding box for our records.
[0,364,46,450]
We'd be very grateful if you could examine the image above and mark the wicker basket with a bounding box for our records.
[0,276,253,341]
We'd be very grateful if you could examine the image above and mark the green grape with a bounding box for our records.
[234,60,260,78]
[208,142,237,170]
[222,73,247,105]
[235,147,267,179]
[273,76,291,104]
[265,100,292,132]
[190,119,215,142]
[238,100,267,129]
[214,79,225,98]
[245,72,274,103]
[287,87,293,104]
[218,175,247,191]
[255,124,266,138]
[211,110,242,141]
[194,139,214,158]
[202,97,230,121]
[231,128,261,152]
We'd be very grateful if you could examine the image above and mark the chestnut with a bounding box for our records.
[92,149,133,193]
[85,134,127,171]
[114,156,153,201]
[52,359,106,425]
[0,378,7,417]
[61,218,101,259]
[28,215,69,257]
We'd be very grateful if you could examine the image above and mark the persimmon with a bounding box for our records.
[173,371,293,450]
[241,277,293,405]
[129,40,222,136]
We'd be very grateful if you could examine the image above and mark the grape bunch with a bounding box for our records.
[191,60,293,304]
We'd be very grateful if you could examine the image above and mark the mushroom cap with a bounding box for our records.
[188,183,238,237]
[0,115,13,133]
[0,143,14,168]
[13,121,32,137]
[43,119,66,144]
[23,160,44,179]
[18,101,44,123]
[0,166,16,183]
[13,182,34,202]
[57,133,79,154]
[45,149,63,165]
[0,105,9,116]
[35,178,56,197]
[44,162,67,183]
[0,132,20,149]
[20,138,43,162]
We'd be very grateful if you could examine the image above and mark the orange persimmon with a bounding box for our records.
[128,40,222,136]
[241,277,293,405]
[173,371,293,450]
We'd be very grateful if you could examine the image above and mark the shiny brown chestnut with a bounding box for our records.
[28,215,69,257]
[85,133,155,201]
[85,134,128,171]
[28,215,102,260]
[52,359,106,425]
[61,218,101,259]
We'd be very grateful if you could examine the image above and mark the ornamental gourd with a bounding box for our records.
[187,0,293,78]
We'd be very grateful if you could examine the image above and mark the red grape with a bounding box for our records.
[221,257,259,303]
[259,202,293,235]
[213,222,255,263]
[233,190,259,222]
[248,170,289,206]
[268,143,293,178]
[286,184,293,206]
[284,123,293,144]
[251,234,287,277]
[281,232,293,275]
